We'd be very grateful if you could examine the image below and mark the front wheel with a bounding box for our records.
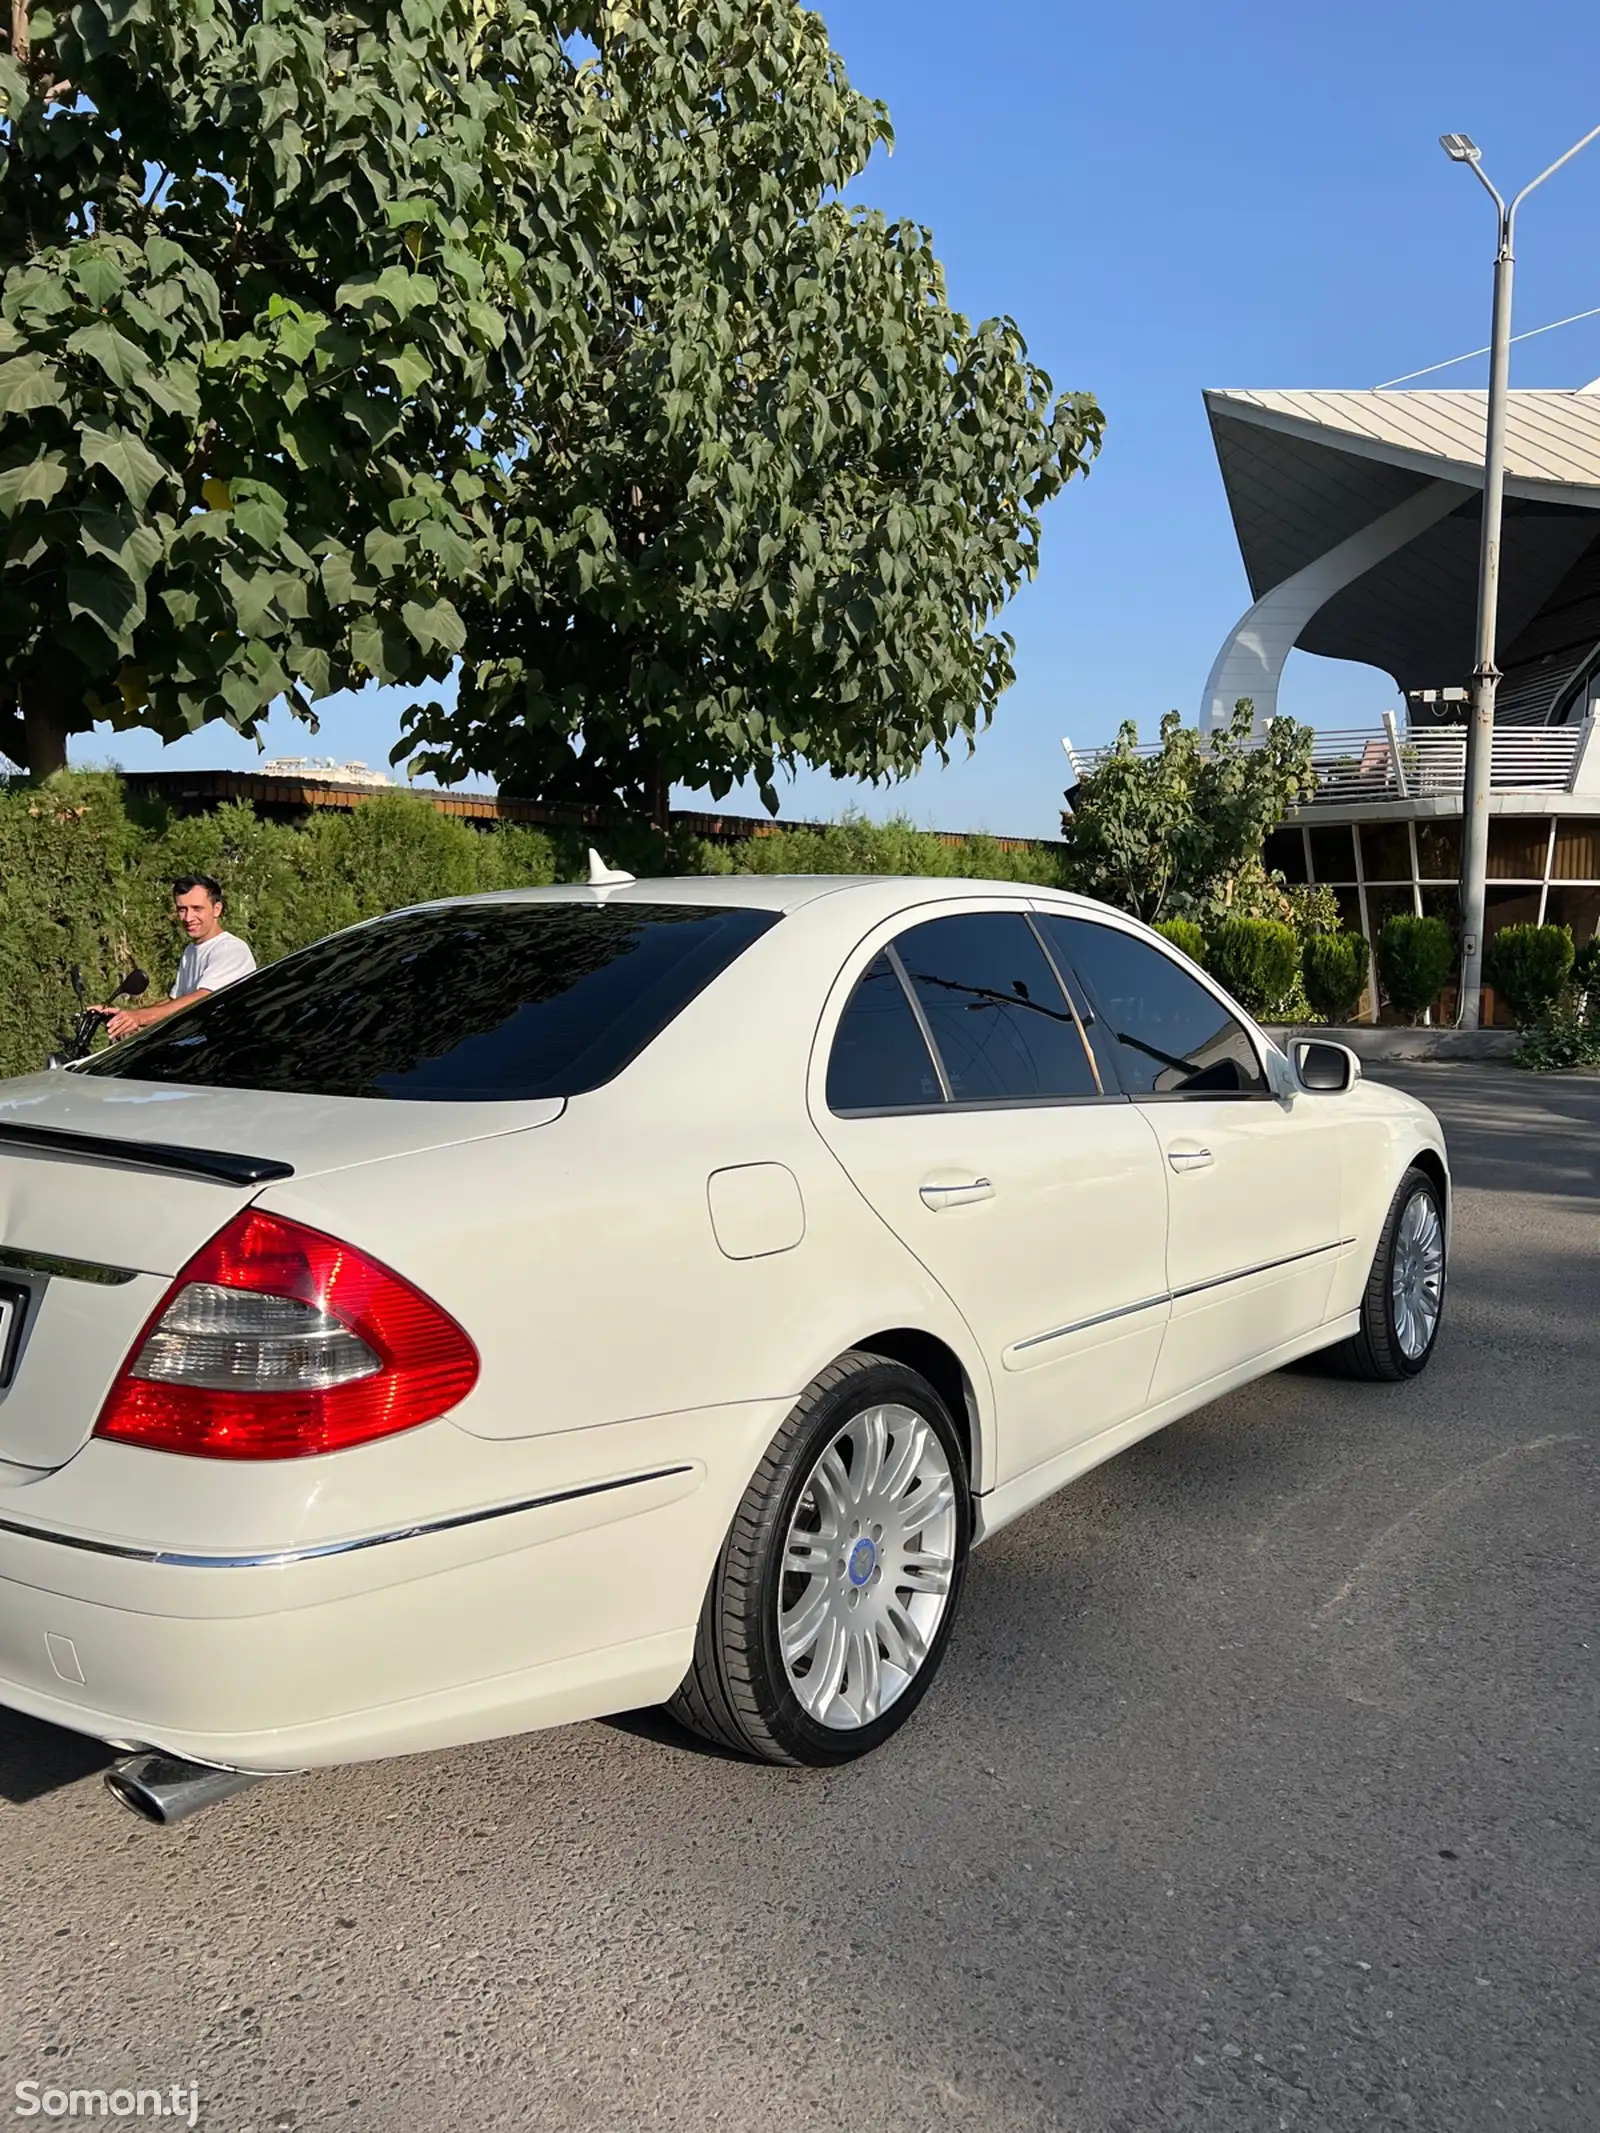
[667,1352,972,1765]
[1329,1165,1446,1381]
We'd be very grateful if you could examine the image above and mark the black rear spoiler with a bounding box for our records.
[0,1121,294,1188]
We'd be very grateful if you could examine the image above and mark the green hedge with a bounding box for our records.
[1301,931,1368,1025]
[1203,916,1300,1018]
[0,776,1070,1081]
[1375,912,1454,1025]
[1153,917,1206,966]
[1484,923,1575,1027]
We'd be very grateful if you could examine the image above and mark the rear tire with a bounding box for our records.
[667,1351,972,1765]
[1327,1165,1446,1382]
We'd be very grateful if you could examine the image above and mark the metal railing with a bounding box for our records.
[1063,721,1588,807]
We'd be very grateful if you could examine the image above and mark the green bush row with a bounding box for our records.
[9,773,1591,1079]
[0,774,1073,1081]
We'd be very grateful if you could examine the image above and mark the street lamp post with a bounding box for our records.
[1441,124,1600,1029]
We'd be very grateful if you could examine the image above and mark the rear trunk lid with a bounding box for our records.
[0,1073,560,1471]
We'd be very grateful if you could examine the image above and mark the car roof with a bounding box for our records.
[434,874,1108,919]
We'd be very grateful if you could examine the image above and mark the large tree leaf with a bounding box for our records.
[67,320,152,388]
[0,355,67,415]
[78,426,169,513]
[402,597,466,657]
[67,560,145,654]
[0,452,70,516]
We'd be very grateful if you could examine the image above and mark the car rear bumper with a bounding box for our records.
[0,1399,791,1771]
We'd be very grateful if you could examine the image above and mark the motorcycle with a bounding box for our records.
[48,964,149,1070]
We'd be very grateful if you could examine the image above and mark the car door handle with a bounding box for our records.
[1167,1146,1214,1172]
[919,1176,995,1209]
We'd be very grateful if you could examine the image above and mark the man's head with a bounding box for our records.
[172,874,225,944]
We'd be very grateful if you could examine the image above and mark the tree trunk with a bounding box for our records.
[20,697,70,779]
[643,749,671,837]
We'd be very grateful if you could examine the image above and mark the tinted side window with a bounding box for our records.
[895,913,1099,1102]
[827,954,943,1112]
[1041,916,1266,1097]
[87,903,779,1102]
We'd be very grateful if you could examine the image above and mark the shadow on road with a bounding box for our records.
[0,1710,115,1805]
[1372,1063,1600,1200]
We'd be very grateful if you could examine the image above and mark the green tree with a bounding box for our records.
[1375,913,1454,1025]
[1153,916,1206,965]
[1484,922,1575,1027]
[1302,931,1367,1025]
[1060,700,1315,924]
[1203,915,1299,1019]
[0,0,605,777]
[398,0,1101,820]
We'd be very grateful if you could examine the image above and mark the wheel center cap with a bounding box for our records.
[847,1538,877,1587]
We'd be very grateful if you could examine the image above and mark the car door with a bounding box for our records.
[812,906,1171,1490]
[1038,913,1347,1405]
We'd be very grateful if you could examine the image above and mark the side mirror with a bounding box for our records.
[1293,1039,1359,1093]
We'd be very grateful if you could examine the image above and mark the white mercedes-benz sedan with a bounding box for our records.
[0,873,1448,1817]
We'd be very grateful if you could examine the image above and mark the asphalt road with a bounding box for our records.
[2,1067,1595,2133]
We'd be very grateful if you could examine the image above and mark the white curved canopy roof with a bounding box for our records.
[1202,388,1600,728]
[1210,389,1600,507]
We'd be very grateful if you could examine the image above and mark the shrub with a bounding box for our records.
[1153,917,1206,966]
[1574,935,1600,995]
[1514,989,1600,1071]
[1375,913,1454,1024]
[1203,916,1300,1017]
[0,778,1072,1081]
[1301,931,1368,1024]
[1485,923,1576,1026]
[1285,882,1343,937]
[699,810,1068,886]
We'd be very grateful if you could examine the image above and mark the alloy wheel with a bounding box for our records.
[1391,1188,1444,1360]
[777,1401,958,1731]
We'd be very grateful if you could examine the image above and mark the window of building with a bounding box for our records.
[1544,886,1600,943]
[1264,828,1308,884]
[894,913,1099,1103]
[826,953,944,1113]
[1484,885,1544,930]
[1419,888,1461,938]
[1363,886,1416,941]
[1551,820,1600,881]
[1039,917,1267,1098]
[1414,819,1462,880]
[1359,821,1414,883]
[1487,821,1550,881]
[1307,826,1358,884]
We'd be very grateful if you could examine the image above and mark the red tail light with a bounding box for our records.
[95,1210,479,1460]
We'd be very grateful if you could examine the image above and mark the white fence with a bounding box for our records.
[1063,721,1591,807]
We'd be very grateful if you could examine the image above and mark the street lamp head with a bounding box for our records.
[1440,133,1481,163]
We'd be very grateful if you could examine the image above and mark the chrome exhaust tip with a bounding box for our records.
[105,1751,270,1827]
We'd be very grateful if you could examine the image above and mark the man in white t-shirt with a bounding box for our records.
[101,874,257,1040]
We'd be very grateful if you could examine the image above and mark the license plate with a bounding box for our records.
[0,1281,25,1389]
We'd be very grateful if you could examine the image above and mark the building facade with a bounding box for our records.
[1065,385,1600,1023]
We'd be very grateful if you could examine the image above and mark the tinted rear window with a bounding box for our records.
[895,912,1099,1102]
[826,953,943,1112]
[86,902,779,1101]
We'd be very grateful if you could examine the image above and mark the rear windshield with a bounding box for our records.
[86,901,779,1102]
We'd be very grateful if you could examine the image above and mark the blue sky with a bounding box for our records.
[75,0,1600,839]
